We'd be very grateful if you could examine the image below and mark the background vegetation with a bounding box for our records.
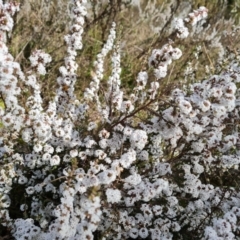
[6,0,240,105]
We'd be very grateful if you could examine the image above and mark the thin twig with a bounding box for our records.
[203,42,215,72]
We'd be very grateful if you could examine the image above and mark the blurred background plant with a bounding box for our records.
[5,0,240,106]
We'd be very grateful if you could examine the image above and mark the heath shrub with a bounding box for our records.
[0,1,240,240]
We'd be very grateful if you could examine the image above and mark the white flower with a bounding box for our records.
[88,121,97,131]
[124,173,141,185]
[171,48,182,60]
[185,6,208,26]
[138,150,149,161]
[94,149,106,159]
[37,63,46,75]
[112,91,123,111]
[85,139,97,148]
[70,149,78,158]
[149,81,159,99]
[42,153,51,161]
[106,188,121,203]
[199,100,211,112]
[26,187,35,195]
[18,175,28,184]
[154,65,167,79]
[50,155,60,166]
[33,143,43,153]
[113,124,124,132]
[152,205,162,216]
[34,184,43,193]
[130,130,148,150]
[43,144,54,154]
[210,87,222,98]
[98,170,116,184]
[121,100,134,112]
[20,204,28,211]
[138,228,148,238]
[136,71,148,90]
[129,228,139,239]
[178,99,192,115]
[78,152,86,160]
[123,126,133,137]
[2,113,14,127]
[56,145,64,153]
[173,18,189,39]
[21,128,32,142]
[29,49,52,75]
[212,104,227,117]
[99,129,110,139]
[120,149,136,168]
[191,141,205,153]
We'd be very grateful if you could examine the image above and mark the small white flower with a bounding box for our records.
[42,153,51,161]
[139,228,148,238]
[154,65,167,79]
[199,100,211,112]
[94,149,106,159]
[136,71,148,90]
[50,155,60,166]
[20,204,28,211]
[26,186,35,195]
[78,151,87,160]
[106,188,121,203]
[18,175,28,184]
[129,228,139,239]
[85,139,97,148]
[130,130,148,150]
[172,48,182,60]
[120,149,136,168]
[138,150,149,161]
[33,143,43,153]
[70,149,78,158]
[173,18,189,39]
[98,170,116,184]
[124,173,141,185]
[178,99,192,115]
[88,121,97,131]
[121,100,134,112]
[123,126,133,137]
[99,129,110,139]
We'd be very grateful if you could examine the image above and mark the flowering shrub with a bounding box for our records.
[0,1,240,239]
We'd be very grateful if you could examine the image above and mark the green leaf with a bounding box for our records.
[0,100,4,109]
[0,100,4,128]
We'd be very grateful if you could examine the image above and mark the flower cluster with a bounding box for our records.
[173,6,208,39]
[149,44,182,79]
[1,1,240,240]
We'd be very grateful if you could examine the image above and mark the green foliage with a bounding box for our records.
[0,99,4,128]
